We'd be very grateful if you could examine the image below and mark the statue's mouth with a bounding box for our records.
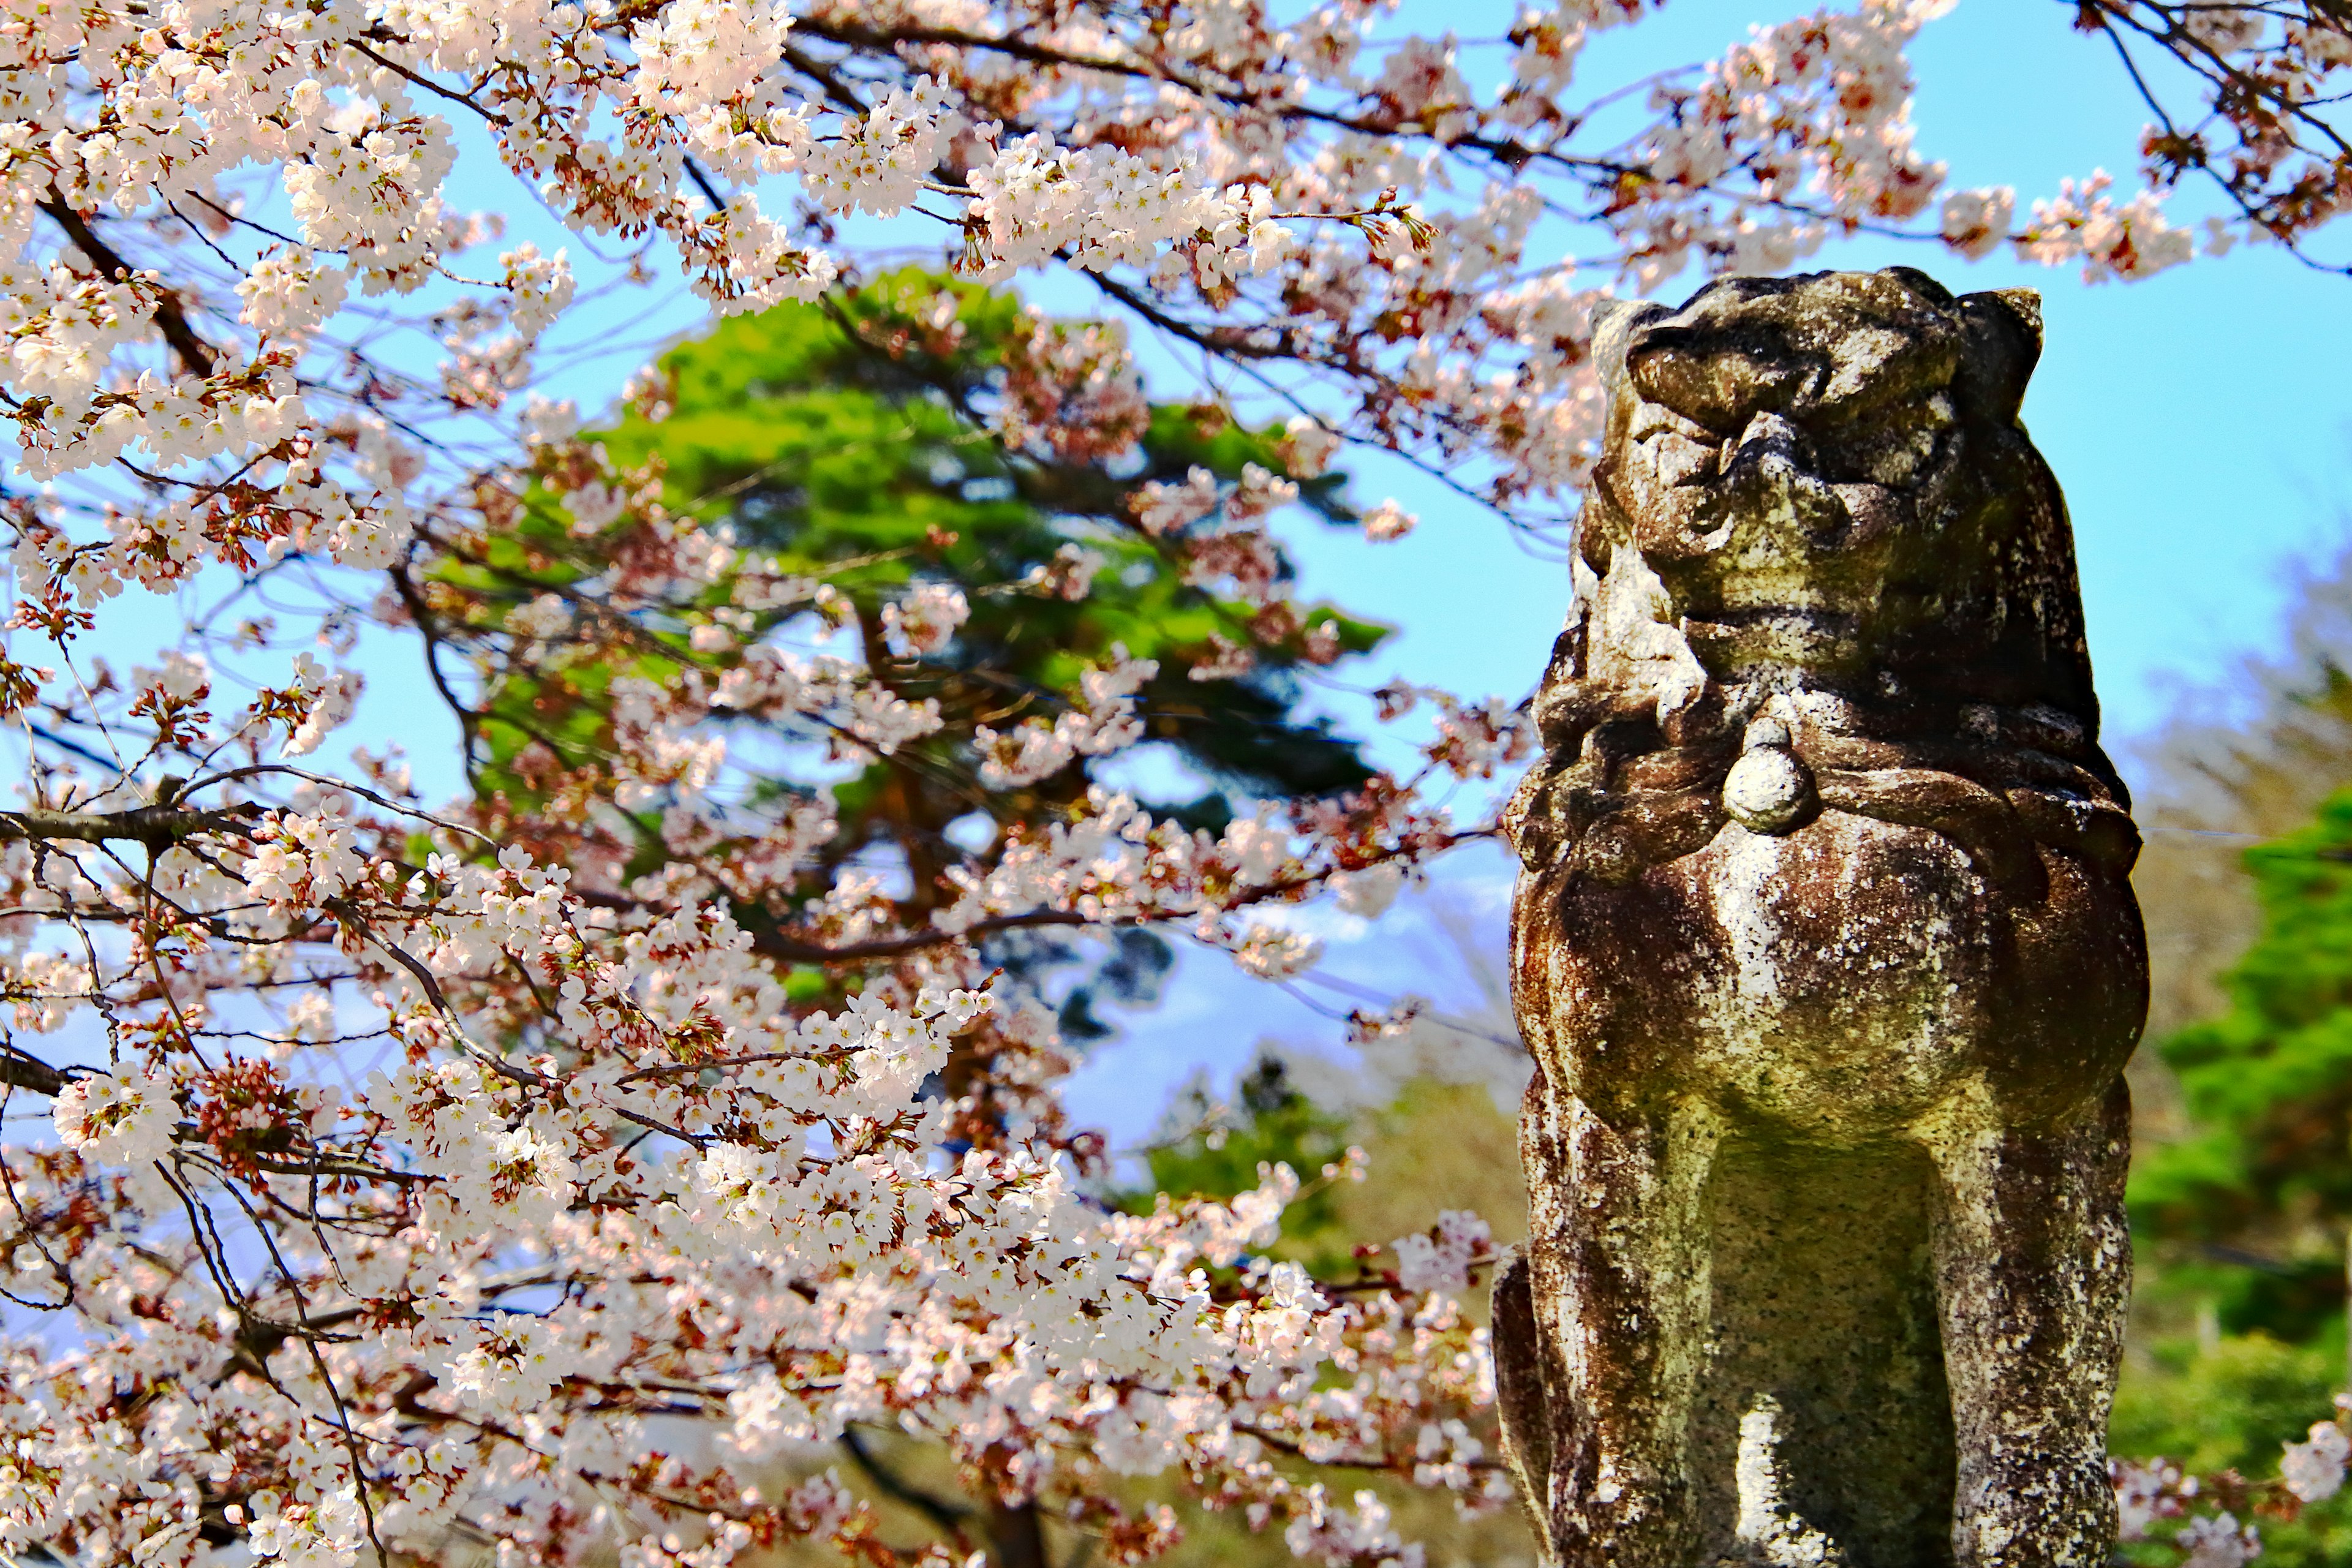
[1599,396,1965,670]
[1678,605,1864,673]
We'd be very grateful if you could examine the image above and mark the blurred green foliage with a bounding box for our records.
[2118,785,2352,1561]
[2110,1324,2352,1566]
[2133,790,2352,1284]
[1127,1056,1359,1269]
[1120,1052,1530,1297]
[2114,1329,2343,1475]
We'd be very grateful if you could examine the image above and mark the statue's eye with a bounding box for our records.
[1645,430,1717,486]
[1831,391,1953,487]
[1629,404,1721,486]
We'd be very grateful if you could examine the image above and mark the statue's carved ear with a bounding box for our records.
[1986,287,2043,351]
[1955,287,2042,421]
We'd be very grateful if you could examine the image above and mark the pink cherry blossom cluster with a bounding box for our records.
[0,274,1518,1564]
[2108,1400,2352,1565]
[0,782,1501,1567]
[1,0,2251,595]
[2072,1,2352,272]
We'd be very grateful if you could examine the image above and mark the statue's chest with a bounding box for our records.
[1673,818,1999,1126]
[1521,807,2083,1134]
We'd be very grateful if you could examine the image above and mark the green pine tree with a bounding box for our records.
[2133,792,2352,1346]
[424,268,1390,1036]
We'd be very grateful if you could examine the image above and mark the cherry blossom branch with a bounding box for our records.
[0,802,260,845]
[37,192,219,379]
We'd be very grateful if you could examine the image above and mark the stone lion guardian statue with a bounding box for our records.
[1495,267,2147,1568]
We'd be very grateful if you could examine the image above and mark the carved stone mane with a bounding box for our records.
[1497,268,2147,1568]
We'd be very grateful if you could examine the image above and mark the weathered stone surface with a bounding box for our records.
[1496,268,2146,1568]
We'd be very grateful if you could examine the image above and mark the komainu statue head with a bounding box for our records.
[1581,265,2087,717]
[1509,266,2132,878]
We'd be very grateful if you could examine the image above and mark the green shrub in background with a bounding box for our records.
[2110,1324,2352,1566]
[2132,790,2352,1294]
[2119,782,2352,1563]
[2113,1330,2343,1476]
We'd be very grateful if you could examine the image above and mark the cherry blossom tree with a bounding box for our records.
[4,0,2352,1566]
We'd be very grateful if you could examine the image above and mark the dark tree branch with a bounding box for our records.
[0,804,259,846]
[0,1050,66,1098]
[987,1501,1049,1568]
[350,34,511,126]
[840,1427,976,1532]
[39,194,217,379]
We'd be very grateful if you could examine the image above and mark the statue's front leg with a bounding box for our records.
[1924,1077,2132,1568]
[1515,1073,1722,1568]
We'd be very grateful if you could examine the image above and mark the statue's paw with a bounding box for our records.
[1505,766,1593,872]
[1501,773,1556,870]
[1574,787,1728,883]
[2007,786,2142,875]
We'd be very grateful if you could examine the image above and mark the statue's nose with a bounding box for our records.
[1715,410,1846,545]
[1728,410,1804,477]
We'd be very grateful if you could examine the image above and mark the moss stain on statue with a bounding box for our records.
[1494,268,2146,1568]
